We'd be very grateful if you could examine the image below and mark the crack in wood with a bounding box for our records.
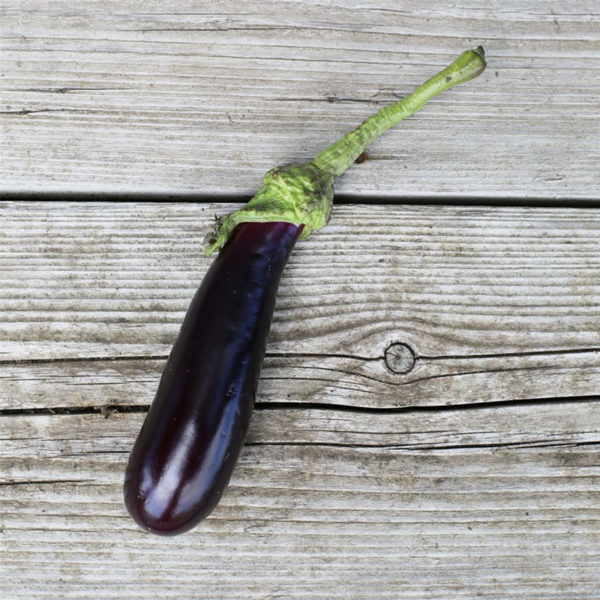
[0,395,597,418]
[0,108,90,116]
[0,405,149,417]
[257,396,600,414]
[245,439,600,451]
[14,87,130,94]
[421,347,600,361]
[0,346,596,368]
[0,354,170,367]
[269,96,380,104]
[0,479,93,487]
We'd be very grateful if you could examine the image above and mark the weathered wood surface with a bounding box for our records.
[1,202,599,599]
[1,1,599,198]
[2,1,600,597]
[0,202,599,411]
[1,408,599,599]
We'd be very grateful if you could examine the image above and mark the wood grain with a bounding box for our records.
[1,404,599,599]
[2,350,600,412]
[0,202,598,598]
[0,201,598,411]
[2,3,600,598]
[2,1,599,198]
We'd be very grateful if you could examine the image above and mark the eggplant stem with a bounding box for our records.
[204,46,486,255]
[313,46,486,176]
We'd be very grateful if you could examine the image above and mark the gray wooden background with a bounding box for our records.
[1,2,599,599]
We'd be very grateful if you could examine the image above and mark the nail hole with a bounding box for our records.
[384,342,416,374]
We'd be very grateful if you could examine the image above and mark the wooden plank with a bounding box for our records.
[1,406,599,599]
[1,1,599,198]
[0,201,598,410]
[0,202,600,408]
[2,350,600,412]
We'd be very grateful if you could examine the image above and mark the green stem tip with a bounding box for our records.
[204,46,486,255]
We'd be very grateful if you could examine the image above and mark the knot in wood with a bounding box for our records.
[384,342,415,374]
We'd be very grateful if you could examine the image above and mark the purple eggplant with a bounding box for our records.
[124,47,486,534]
[124,221,302,535]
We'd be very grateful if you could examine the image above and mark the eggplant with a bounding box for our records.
[124,47,486,534]
[124,221,302,535]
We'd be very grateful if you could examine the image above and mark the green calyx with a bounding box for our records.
[204,162,335,255]
[204,46,486,256]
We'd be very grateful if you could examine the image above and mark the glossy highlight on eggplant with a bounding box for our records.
[124,221,302,535]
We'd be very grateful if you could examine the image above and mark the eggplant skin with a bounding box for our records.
[124,221,302,535]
